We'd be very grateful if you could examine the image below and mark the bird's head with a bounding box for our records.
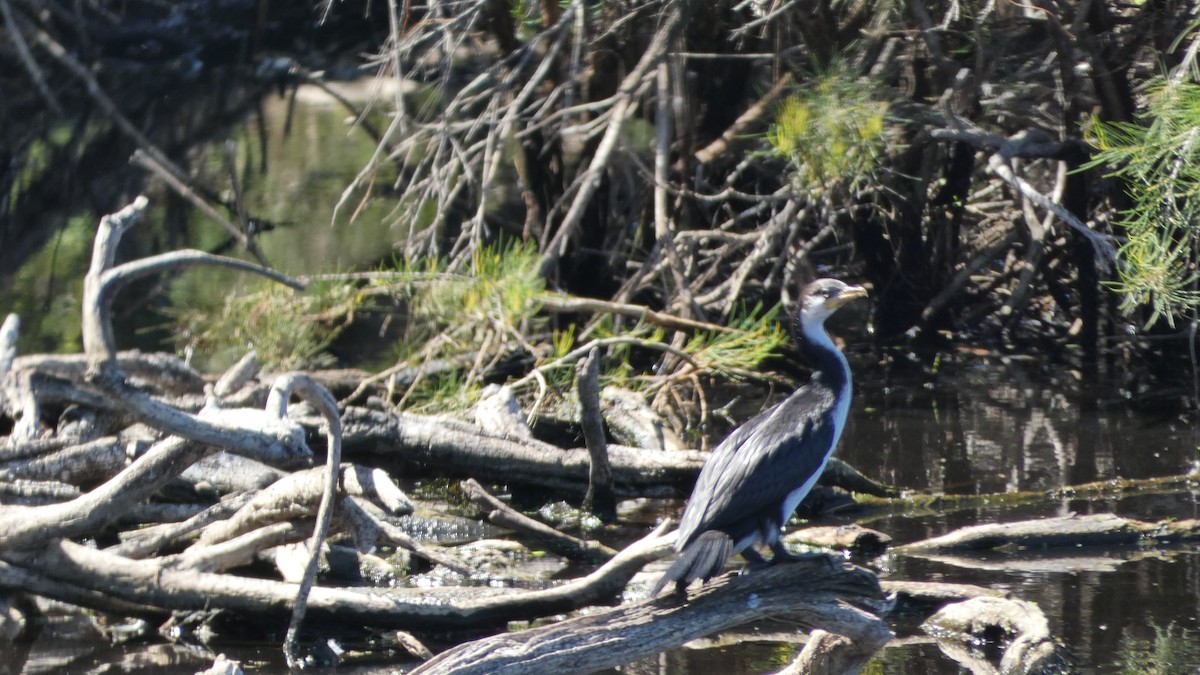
[798,278,868,325]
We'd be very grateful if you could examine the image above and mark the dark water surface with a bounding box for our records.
[5,90,1200,673]
[8,359,1200,673]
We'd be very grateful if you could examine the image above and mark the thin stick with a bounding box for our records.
[576,348,615,520]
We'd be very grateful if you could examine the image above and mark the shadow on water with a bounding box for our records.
[0,81,405,370]
[5,89,1200,673]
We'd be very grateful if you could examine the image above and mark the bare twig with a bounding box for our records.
[462,479,617,562]
[576,348,615,520]
[268,374,344,667]
[0,0,63,116]
[539,4,682,274]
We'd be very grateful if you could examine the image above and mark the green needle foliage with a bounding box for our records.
[385,241,546,412]
[1086,77,1200,327]
[684,303,789,380]
[171,278,360,371]
[767,63,890,195]
[170,239,789,423]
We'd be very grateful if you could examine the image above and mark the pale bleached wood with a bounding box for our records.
[922,596,1071,673]
[893,513,1200,554]
[411,555,891,675]
[341,406,707,487]
[4,525,672,631]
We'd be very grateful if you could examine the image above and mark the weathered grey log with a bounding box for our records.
[880,580,1006,613]
[181,466,406,554]
[0,314,17,413]
[170,521,310,573]
[194,466,343,547]
[214,351,261,397]
[342,464,413,516]
[11,370,119,424]
[783,524,893,553]
[1,526,672,631]
[461,478,616,562]
[410,556,891,675]
[80,198,311,468]
[0,436,205,549]
[893,513,1200,553]
[341,406,707,487]
[922,596,1071,674]
[0,436,130,487]
[113,492,259,558]
[89,364,313,468]
[576,347,615,519]
[13,351,205,395]
[820,458,901,498]
[339,407,880,497]
[0,435,76,462]
[6,370,41,439]
[780,625,894,675]
[600,385,684,453]
[0,557,162,618]
[473,384,532,440]
[905,551,1136,574]
[0,477,81,504]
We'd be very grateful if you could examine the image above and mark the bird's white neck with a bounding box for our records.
[800,317,853,436]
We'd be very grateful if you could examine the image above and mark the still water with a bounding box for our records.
[5,88,1200,673]
[8,357,1200,673]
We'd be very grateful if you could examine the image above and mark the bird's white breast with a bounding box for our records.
[776,320,854,529]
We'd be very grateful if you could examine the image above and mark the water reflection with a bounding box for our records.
[0,82,405,368]
[7,87,1200,675]
[841,354,1197,495]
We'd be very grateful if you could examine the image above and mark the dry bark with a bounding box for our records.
[0,525,674,631]
[340,406,708,488]
[923,596,1072,674]
[576,347,615,519]
[412,556,891,675]
[893,513,1200,554]
[461,478,617,562]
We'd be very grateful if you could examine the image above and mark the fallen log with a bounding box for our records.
[340,406,707,488]
[922,596,1072,674]
[461,478,617,562]
[340,406,894,499]
[0,525,674,631]
[893,513,1200,554]
[411,556,892,675]
[783,524,893,553]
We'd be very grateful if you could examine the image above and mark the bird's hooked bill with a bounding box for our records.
[825,284,868,310]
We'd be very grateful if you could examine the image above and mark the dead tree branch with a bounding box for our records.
[412,557,891,675]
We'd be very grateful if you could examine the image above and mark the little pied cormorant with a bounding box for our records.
[653,278,867,595]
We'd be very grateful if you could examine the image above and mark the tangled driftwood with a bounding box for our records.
[0,198,902,673]
[18,199,1187,672]
[9,198,1194,675]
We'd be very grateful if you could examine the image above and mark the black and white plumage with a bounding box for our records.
[653,278,867,595]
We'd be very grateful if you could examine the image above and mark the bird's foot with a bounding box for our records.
[770,542,835,567]
[739,547,770,573]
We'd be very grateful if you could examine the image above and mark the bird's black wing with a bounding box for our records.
[676,382,837,548]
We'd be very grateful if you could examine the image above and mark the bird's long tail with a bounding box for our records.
[651,530,733,596]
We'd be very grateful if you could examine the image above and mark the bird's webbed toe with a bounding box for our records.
[739,546,770,572]
[769,540,832,565]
